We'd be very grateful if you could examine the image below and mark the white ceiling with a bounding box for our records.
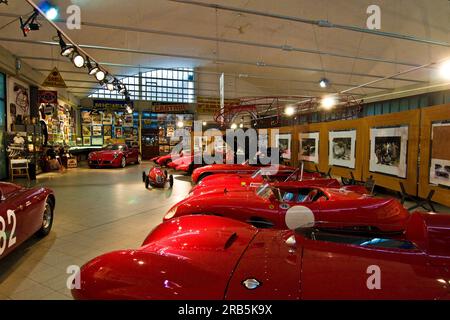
[0,0,449,100]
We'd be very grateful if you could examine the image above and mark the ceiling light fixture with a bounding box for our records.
[319,78,330,88]
[439,60,450,80]
[321,96,338,110]
[231,123,237,130]
[57,31,75,57]
[284,105,295,116]
[72,52,85,68]
[177,121,184,128]
[86,58,100,75]
[95,70,106,82]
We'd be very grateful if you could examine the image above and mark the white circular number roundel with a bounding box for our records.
[285,206,316,230]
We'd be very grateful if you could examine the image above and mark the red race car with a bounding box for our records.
[165,182,407,233]
[191,162,299,184]
[142,167,174,189]
[72,213,450,300]
[192,167,326,193]
[0,182,55,261]
[88,144,141,168]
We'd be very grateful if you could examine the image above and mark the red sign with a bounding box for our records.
[38,90,58,104]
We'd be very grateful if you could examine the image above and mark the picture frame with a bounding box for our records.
[429,122,450,187]
[275,134,292,160]
[299,132,320,164]
[328,130,357,169]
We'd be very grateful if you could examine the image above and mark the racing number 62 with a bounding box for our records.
[0,210,17,256]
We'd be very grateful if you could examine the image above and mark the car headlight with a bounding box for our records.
[164,207,178,220]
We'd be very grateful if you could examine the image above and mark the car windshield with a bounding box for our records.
[297,228,417,250]
[104,145,123,151]
[256,183,280,200]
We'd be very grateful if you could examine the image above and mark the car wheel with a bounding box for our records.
[37,199,54,237]
[197,172,212,183]
[142,171,147,182]
[121,157,127,168]
[145,176,150,189]
[169,175,174,188]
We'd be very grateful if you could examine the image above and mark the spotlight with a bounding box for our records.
[239,123,244,128]
[439,60,450,80]
[19,10,39,37]
[202,121,207,126]
[40,1,58,21]
[86,58,100,75]
[72,52,85,68]
[321,96,337,110]
[284,105,295,116]
[231,123,237,130]
[319,78,330,88]
[106,82,115,91]
[95,70,106,82]
[118,83,127,94]
[57,32,75,57]
[177,121,184,128]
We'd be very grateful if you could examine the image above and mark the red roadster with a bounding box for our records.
[88,144,141,168]
[165,182,408,232]
[192,168,327,193]
[72,212,450,300]
[191,162,299,184]
[0,182,55,261]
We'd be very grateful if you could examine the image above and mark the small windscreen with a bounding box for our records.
[105,145,123,151]
[297,228,417,250]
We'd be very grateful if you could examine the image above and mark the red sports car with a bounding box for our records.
[72,213,450,300]
[165,182,407,232]
[192,168,326,193]
[0,182,55,261]
[88,144,141,168]
[191,162,299,184]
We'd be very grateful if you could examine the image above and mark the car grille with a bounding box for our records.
[156,176,164,184]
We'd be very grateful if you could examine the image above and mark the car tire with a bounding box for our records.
[169,175,174,188]
[142,171,147,182]
[145,176,150,189]
[121,157,127,168]
[37,199,54,238]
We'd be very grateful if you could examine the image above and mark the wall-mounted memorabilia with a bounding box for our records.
[115,127,123,139]
[102,113,113,125]
[123,114,134,127]
[104,126,112,137]
[91,137,103,146]
[92,114,102,126]
[81,111,92,124]
[328,130,356,169]
[104,136,112,145]
[275,134,292,160]
[83,137,91,146]
[92,125,102,137]
[429,122,450,187]
[299,132,319,163]
[82,125,91,137]
[370,126,409,178]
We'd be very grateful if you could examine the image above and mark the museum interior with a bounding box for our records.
[0,0,450,302]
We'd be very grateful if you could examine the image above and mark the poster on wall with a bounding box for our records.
[275,134,292,160]
[429,122,450,187]
[82,126,91,137]
[299,132,319,163]
[92,125,102,137]
[104,126,112,137]
[115,127,123,139]
[81,111,92,124]
[329,130,356,169]
[369,126,409,178]
[102,113,113,125]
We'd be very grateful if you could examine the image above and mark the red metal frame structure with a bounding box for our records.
[214,95,364,129]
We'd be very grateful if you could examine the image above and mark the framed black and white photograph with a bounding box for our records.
[429,122,450,187]
[275,133,292,160]
[329,130,356,169]
[299,132,319,163]
[370,126,409,178]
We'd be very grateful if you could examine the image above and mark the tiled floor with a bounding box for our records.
[0,163,449,300]
[0,162,192,300]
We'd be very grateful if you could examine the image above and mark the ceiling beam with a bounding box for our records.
[169,0,450,47]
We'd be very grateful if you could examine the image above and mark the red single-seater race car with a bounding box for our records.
[88,144,141,168]
[191,162,299,184]
[142,167,174,189]
[165,182,407,232]
[72,212,450,300]
[0,182,55,261]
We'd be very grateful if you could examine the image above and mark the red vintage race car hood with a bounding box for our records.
[72,216,258,300]
[0,182,23,198]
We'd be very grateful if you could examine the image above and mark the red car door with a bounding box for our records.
[298,231,450,300]
[0,189,42,259]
